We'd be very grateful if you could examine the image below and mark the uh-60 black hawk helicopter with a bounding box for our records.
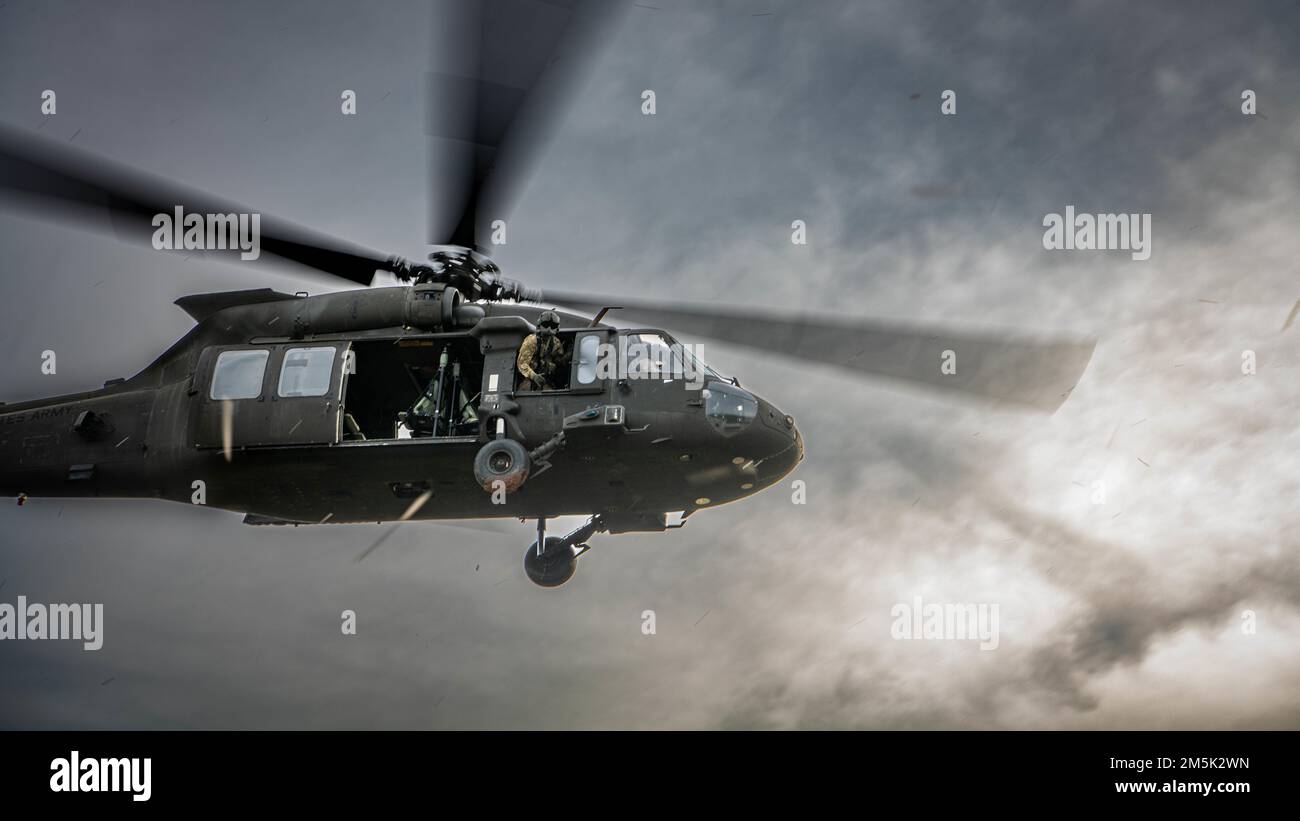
[0,1,1093,587]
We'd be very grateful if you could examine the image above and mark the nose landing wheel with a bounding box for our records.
[523,516,605,588]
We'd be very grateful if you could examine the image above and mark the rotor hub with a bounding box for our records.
[383,247,540,305]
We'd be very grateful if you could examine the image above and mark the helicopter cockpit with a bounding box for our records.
[620,331,726,388]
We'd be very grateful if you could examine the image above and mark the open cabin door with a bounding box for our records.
[192,342,350,449]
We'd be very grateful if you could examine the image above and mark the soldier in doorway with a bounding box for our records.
[517,310,570,391]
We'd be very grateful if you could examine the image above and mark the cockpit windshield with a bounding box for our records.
[622,331,726,384]
[673,335,726,383]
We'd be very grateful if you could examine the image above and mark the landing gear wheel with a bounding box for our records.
[473,439,530,493]
[524,536,578,588]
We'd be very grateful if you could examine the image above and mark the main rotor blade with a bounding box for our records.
[427,0,625,250]
[542,292,1096,412]
[0,123,393,286]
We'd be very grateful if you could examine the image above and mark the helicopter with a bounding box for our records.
[0,0,1094,587]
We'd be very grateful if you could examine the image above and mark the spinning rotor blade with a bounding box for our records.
[428,0,625,250]
[0,123,395,286]
[541,292,1096,412]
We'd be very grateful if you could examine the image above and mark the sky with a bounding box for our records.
[2,0,1300,729]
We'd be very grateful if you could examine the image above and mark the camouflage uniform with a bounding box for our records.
[517,333,569,391]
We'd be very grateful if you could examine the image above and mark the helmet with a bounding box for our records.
[538,310,561,332]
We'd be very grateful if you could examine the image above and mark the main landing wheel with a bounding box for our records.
[473,438,530,493]
[524,536,578,588]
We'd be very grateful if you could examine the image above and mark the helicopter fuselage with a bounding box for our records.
[0,285,803,529]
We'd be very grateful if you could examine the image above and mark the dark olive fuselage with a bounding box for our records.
[0,285,802,528]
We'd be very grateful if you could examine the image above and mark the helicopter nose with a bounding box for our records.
[752,400,803,484]
[690,385,802,507]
